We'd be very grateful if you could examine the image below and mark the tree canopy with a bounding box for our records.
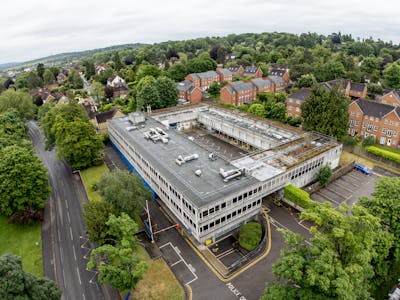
[97,170,151,219]
[301,87,349,140]
[0,145,50,216]
[0,90,36,119]
[0,254,61,300]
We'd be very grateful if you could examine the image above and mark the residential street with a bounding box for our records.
[28,121,120,300]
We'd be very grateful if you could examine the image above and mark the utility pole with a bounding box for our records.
[145,200,154,243]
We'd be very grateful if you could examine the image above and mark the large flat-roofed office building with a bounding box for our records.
[108,105,342,243]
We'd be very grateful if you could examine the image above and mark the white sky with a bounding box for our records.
[1,0,400,63]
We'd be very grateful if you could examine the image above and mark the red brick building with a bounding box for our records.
[227,65,244,77]
[268,68,290,83]
[220,81,256,106]
[177,80,202,104]
[185,71,219,91]
[216,68,233,82]
[348,98,400,148]
[380,90,400,107]
[243,66,263,78]
[286,88,311,118]
[250,78,275,93]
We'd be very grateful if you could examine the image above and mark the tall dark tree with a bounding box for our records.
[112,51,123,71]
[36,63,45,79]
[165,48,179,60]
[167,63,188,82]
[0,254,61,300]
[83,60,95,80]
[301,87,349,140]
[209,46,227,64]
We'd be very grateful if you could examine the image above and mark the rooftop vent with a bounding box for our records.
[175,153,199,166]
[208,153,217,161]
[195,169,202,176]
[219,168,242,182]
[126,126,137,131]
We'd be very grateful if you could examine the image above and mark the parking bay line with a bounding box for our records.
[159,242,198,285]
[270,217,311,246]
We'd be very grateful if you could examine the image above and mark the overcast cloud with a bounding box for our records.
[1,0,400,63]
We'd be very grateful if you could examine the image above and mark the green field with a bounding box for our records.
[80,163,110,202]
[0,216,43,277]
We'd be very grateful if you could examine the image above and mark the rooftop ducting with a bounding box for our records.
[175,153,199,166]
[219,168,243,182]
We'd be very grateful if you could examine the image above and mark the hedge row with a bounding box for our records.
[365,145,400,165]
[284,184,316,209]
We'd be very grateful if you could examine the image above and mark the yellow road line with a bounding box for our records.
[184,210,272,283]
[186,284,193,300]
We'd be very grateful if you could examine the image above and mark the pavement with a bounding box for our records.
[105,144,286,300]
[28,121,120,300]
[311,170,378,207]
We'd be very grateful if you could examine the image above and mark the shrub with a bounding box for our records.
[317,165,332,187]
[238,222,262,251]
[365,145,400,164]
[284,184,316,209]
[362,135,376,148]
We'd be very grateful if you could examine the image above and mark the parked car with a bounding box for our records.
[354,163,372,175]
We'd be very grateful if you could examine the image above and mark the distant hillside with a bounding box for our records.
[1,43,146,71]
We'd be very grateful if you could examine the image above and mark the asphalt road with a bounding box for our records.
[28,121,120,300]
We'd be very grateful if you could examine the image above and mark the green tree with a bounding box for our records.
[248,103,266,117]
[0,253,61,300]
[87,213,147,291]
[68,70,83,89]
[0,109,30,150]
[135,64,161,82]
[0,90,36,119]
[360,177,400,297]
[186,57,216,73]
[362,135,376,147]
[0,145,50,216]
[112,52,123,71]
[168,63,188,82]
[83,60,95,79]
[383,62,400,89]
[316,165,332,187]
[295,74,317,88]
[360,56,380,74]
[136,76,160,110]
[90,81,105,104]
[54,120,104,170]
[43,69,56,85]
[83,200,116,245]
[301,87,349,140]
[97,170,151,219]
[155,76,179,107]
[36,63,45,79]
[267,102,286,121]
[207,81,220,97]
[263,203,387,300]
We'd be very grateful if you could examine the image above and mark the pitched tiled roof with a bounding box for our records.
[350,82,366,92]
[230,81,254,92]
[177,80,193,92]
[269,69,286,77]
[228,65,242,72]
[325,78,350,90]
[243,66,259,74]
[187,73,200,80]
[355,98,395,118]
[216,68,232,76]
[250,78,273,88]
[268,75,285,85]
[197,70,218,79]
[288,88,311,101]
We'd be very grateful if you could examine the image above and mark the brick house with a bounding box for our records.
[57,72,68,84]
[250,78,275,93]
[177,80,202,104]
[286,88,311,118]
[216,68,233,83]
[227,65,244,77]
[380,90,400,107]
[197,71,219,91]
[323,78,351,96]
[267,75,286,91]
[349,82,367,98]
[107,75,129,98]
[185,73,201,88]
[268,68,290,83]
[348,98,400,148]
[243,66,263,78]
[220,81,256,106]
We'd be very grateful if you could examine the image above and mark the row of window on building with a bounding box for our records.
[199,199,261,234]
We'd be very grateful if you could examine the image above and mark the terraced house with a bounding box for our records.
[349,98,400,148]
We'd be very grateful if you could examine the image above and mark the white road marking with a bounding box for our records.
[226,282,247,299]
[76,267,82,285]
[65,199,69,210]
[70,227,74,241]
[67,211,71,223]
[60,247,63,262]
[73,245,77,261]
[160,242,198,285]
[170,259,182,267]
[270,217,311,245]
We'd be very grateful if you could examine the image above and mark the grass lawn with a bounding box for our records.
[0,216,43,277]
[80,163,109,202]
[124,246,184,300]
